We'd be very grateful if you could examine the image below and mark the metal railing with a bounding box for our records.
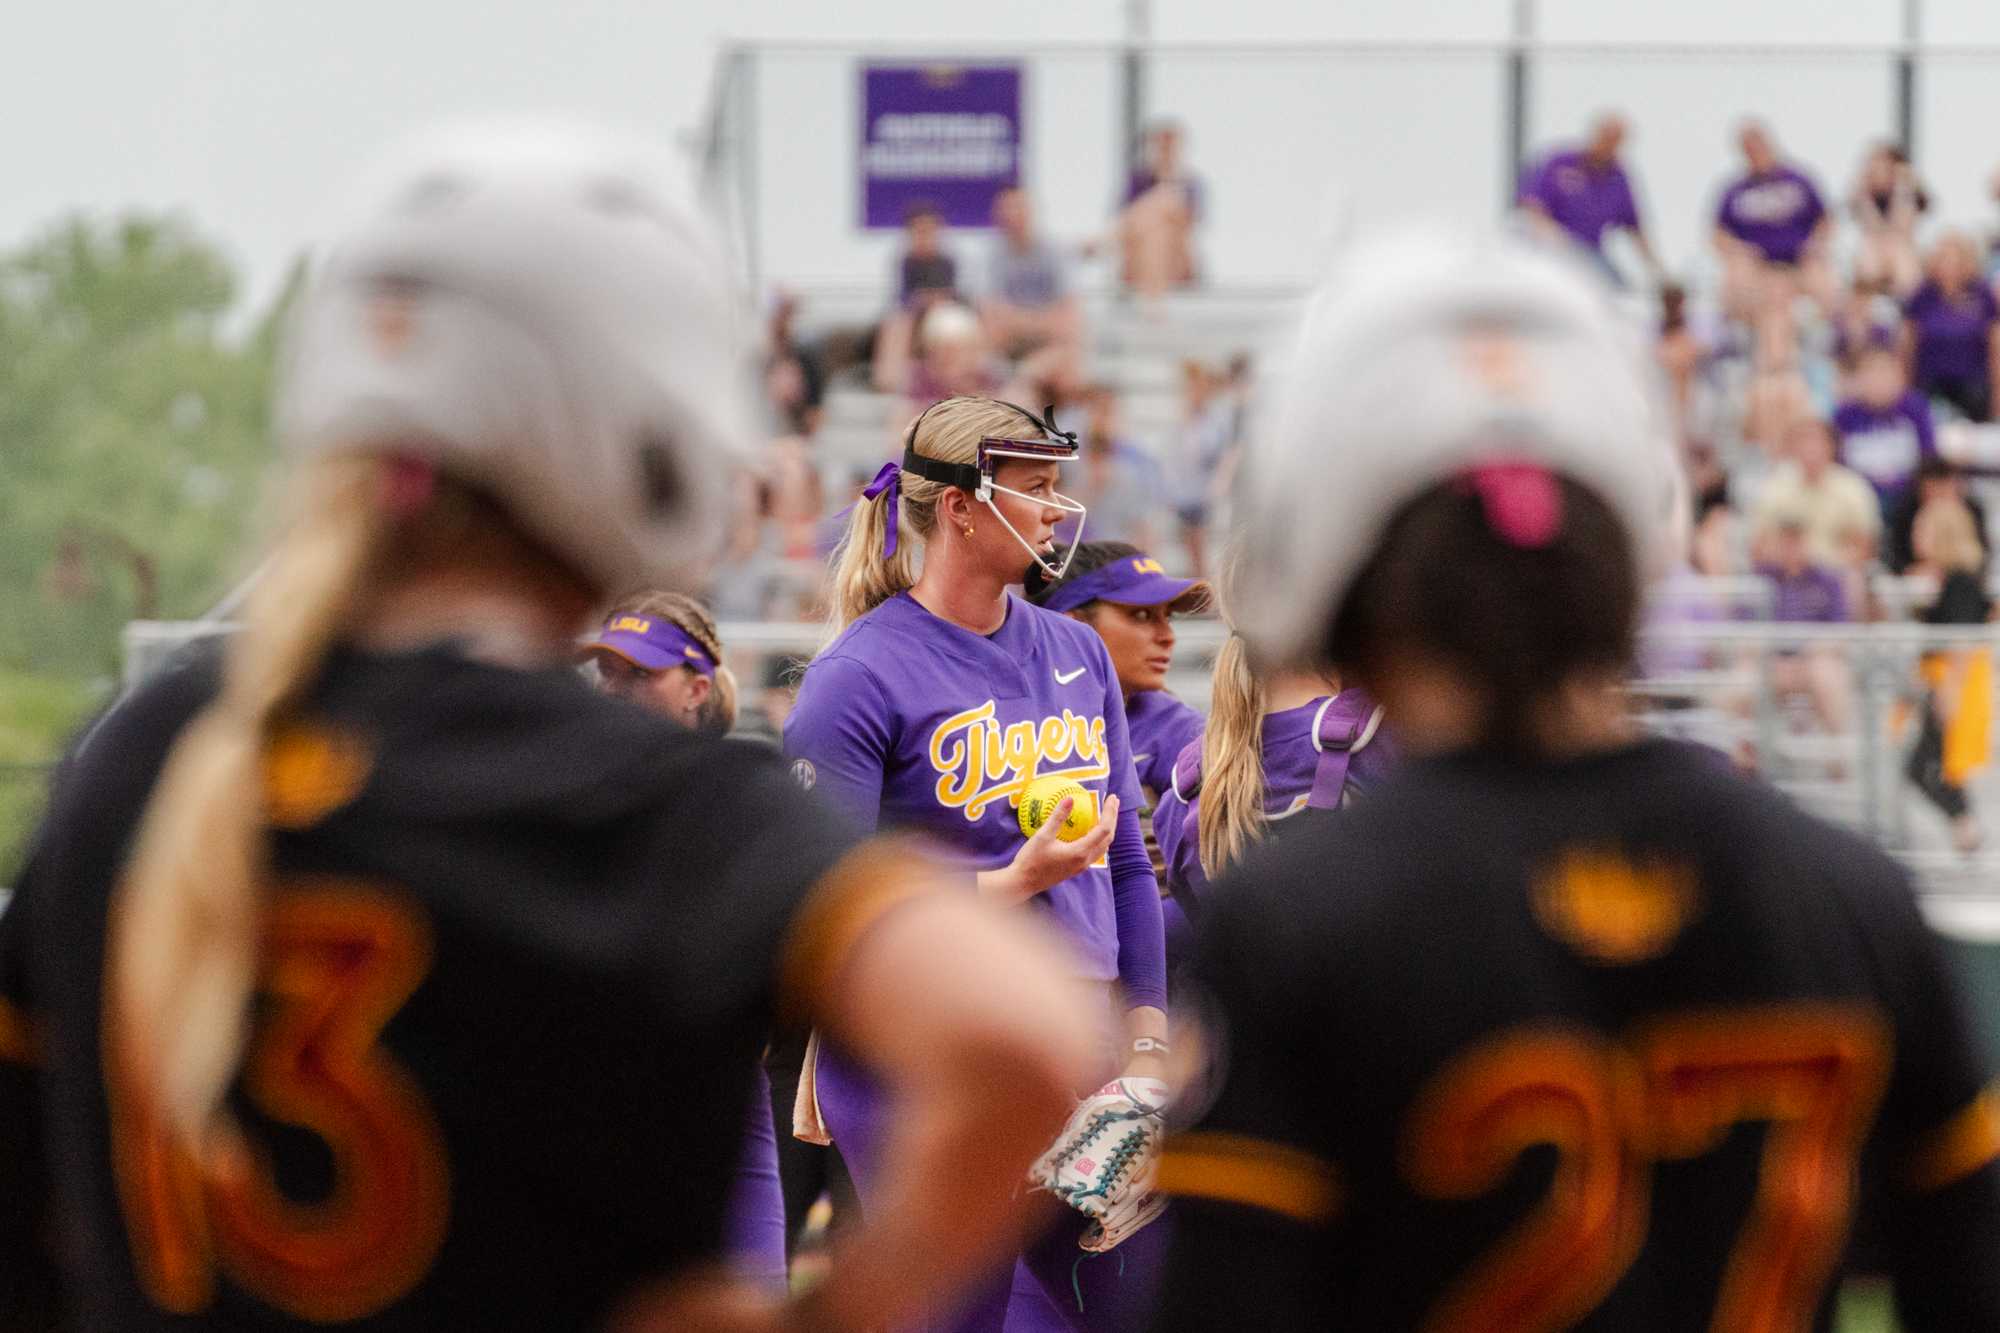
[690,12,2000,296]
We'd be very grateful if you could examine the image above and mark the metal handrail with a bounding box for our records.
[712,35,1978,59]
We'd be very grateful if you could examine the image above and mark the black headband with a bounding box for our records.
[899,400,1076,492]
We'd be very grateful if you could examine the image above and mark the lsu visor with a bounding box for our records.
[1040,555,1212,615]
[581,613,716,676]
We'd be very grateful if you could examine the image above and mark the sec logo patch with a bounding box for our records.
[790,758,816,791]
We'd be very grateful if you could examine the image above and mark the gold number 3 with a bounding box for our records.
[111,881,450,1321]
[1402,1005,1889,1333]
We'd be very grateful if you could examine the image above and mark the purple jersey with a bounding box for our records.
[1758,563,1851,624]
[1716,166,1826,265]
[783,592,1164,1005]
[1152,692,1392,903]
[1905,280,1998,389]
[1521,148,1641,252]
[1125,689,1204,799]
[1834,392,1937,509]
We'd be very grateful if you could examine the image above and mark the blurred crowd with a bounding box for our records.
[712,109,2000,850]
[725,120,1237,620]
[1531,113,1999,850]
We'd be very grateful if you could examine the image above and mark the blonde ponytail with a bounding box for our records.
[821,396,1045,640]
[1197,632,1268,879]
[825,485,921,637]
[110,454,394,1146]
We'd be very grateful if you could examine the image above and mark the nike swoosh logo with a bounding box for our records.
[1054,666,1087,685]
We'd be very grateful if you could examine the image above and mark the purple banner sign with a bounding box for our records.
[860,63,1021,229]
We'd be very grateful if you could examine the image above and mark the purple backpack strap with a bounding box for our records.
[1307,691,1387,811]
[1168,737,1205,804]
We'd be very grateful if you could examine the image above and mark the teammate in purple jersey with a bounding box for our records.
[1024,541,1210,803]
[1150,558,1393,913]
[580,591,787,1293]
[785,395,1171,1332]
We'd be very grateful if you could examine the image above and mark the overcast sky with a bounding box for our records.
[6,0,1990,312]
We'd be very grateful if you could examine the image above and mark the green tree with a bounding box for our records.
[0,214,295,876]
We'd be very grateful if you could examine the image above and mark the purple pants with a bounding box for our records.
[724,1065,789,1291]
[814,1041,1166,1332]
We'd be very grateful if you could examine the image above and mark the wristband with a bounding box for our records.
[1130,1037,1170,1057]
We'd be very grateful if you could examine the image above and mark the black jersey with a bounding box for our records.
[1154,739,2000,1332]
[0,641,865,1330]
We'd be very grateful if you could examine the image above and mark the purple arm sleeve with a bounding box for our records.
[1110,800,1167,1011]
[781,653,894,835]
[1152,779,1208,905]
[1099,644,1166,1011]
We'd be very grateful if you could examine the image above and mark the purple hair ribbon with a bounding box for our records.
[861,460,903,557]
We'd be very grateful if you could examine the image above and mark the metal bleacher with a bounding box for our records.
[799,283,1304,517]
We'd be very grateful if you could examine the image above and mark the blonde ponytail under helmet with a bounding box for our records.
[111,118,760,1151]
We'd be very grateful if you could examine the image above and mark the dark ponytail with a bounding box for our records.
[1327,475,1639,756]
[1024,540,1142,607]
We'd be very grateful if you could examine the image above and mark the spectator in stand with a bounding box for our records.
[1750,416,1881,581]
[902,302,1007,418]
[1058,384,1169,553]
[1170,359,1236,578]
[1118,121,1202,303]
[1688,472,1736,572]
[1517,112,1661,286]
[1740,343,1816,458]
[1849,141,1928,295]
[1759,516,1856,735]
[1835,338,1938,517]
[1885,456,1992,574]
[980,187,1083,363]
[1656,282,1708,429]
[1904,496,1994,854]
[763,435,827,561]
[1833,275,1901,394]
[705,470,787,624]
[1903,231,2000,423]
[894,200,961,309]
[871,200,964,391]
[764,291,826,438]
[1714,122,1834,374]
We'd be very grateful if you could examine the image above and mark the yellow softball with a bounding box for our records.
[1018,775,1097,842]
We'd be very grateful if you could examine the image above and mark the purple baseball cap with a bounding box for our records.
[581,611,716,676]
[1039,553,1211,614]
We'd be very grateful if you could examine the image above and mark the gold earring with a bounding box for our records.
[963,524,975,538]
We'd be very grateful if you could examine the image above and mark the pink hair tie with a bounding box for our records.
[1460,460,1563,549]
[381,453,437,517]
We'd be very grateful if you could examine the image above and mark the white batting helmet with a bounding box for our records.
[1229,229,1686,667]
[276,117,757,593]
